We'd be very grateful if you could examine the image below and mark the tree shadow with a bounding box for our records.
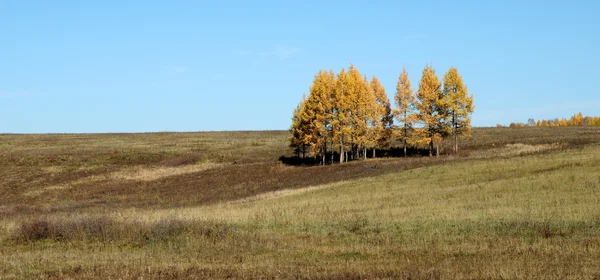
[279,147,432,166]
[377,147,431,157]
[278,155,318,166]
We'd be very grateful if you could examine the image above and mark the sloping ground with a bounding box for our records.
[0,142,564,215]
[1,143,599,279]
[3,127,599,217]
[128,143,600,224]
[1,156,445,215]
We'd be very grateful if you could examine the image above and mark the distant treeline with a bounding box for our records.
[501,113,600,128]
[289,64,474,165]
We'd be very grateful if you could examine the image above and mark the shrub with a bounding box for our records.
[18,219,51,241]
[17,216,112,242]
[14,216,233,244]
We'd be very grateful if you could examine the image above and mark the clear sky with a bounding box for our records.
[2,0,599,133]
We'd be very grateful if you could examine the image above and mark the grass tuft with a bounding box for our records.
[14,216,233,244]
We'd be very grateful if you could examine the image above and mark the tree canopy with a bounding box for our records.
[290,64,475,164]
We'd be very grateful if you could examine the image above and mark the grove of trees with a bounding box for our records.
[505,113,600,128]
[289,64,474,164]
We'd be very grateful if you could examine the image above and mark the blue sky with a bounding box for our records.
[1,0,599,133]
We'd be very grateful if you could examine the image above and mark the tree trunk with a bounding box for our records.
[403,114,408,157]
[454,123,458,154]
[372,148,376,158]
[452,111,457,154]
[302,145,306,159]
[321,141,327,166]
[452,112,456,154]
[453,133,457,154]
[340,141,344,164]
[436,142,440,157]
[429,137,434,157]
[364,147,367,160]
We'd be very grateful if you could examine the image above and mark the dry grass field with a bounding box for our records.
[1,127,600,279]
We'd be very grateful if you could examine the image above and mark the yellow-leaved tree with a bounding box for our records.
[371,76,393,158]
[393,67,416,156]
[354,74,379,160]
[305,70,336,164]
[414,65,447,156]
[442,67,474,154]
[568,112,584,126]
[288,95,310,158]
[346,65,369,161]
[332,68,354,163]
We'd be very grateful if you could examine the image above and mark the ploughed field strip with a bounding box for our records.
[0,127,599,279]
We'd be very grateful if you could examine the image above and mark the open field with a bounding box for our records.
[1,127,600,279]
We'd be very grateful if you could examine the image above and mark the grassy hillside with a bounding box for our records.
[1,127,600,278]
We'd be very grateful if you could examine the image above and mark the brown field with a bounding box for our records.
[1,127,600,279]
